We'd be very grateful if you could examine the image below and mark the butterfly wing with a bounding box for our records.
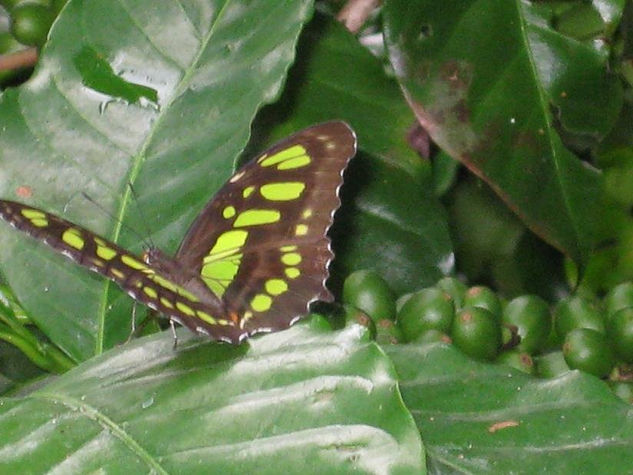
[175,121,356,337]
[0,200,245,342]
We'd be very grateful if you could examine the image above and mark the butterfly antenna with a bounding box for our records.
[79,192,149,247]
[126,182,156,249]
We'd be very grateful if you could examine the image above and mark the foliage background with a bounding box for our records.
[0,0,632,472]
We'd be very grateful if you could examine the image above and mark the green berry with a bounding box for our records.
[554,295,605,338]
[496,350,535,375]
[396,292,414,312]
[397,287,454,341]
[0,31,23,55]
[306,313,333,333]
[436,276,468,309]
[0,0,21,11]
[500,323,519,349]
[535,351,569,378]
[463,286,502,322]
[412,329,451,344]
[375,318,403,345]
[10,3,55,47]
[555,3,605,41]
[563,328,615,378]
[451,306,501,361]
[343,270,395,323]
[502,295,551,354]
[342,305,376,341]
[607,307,633,363]
[605,281,633,317]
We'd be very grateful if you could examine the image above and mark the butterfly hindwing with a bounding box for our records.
[173,121,356,336]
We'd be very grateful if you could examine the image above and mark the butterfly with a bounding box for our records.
[0,121,356,343]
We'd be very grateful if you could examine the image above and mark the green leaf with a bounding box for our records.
[383,0,620,264]
[387,342,633,472]
[252,15,454,295]
[526,1,623,138]
[0,325,425,473]
[0,0,315,361]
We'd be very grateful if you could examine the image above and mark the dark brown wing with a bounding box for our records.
[174,121,356,337]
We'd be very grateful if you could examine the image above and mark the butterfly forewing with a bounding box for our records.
[0,200,246,342]
[174,121,356,337]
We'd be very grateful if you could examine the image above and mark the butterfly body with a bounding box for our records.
[0,122,356,343]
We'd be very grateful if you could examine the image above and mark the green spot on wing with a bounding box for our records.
[265,279,288,296]
[176,302,195,316]
[277,155,310,170]
[222,206,236,219]
[121,255,147,270]
[259,145,306,167]
[147,273,200,303]
[31,218,48,227]
[21,209,46,220]
[234,210,281,227]
[202,230,248,297]
[243,186,256,198]
[208,230,249,255]
[251,294,272,312]
[196,310,217,325]
[96,244,117,260]
[260,182,306,201]
[281,252,301,266]
[143,287,158,299]
[62,228,85,250]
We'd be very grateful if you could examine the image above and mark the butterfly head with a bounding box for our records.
[142,247,184,279]
[142,247,164,265]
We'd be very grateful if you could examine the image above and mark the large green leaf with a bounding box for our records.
[252,15,454,296]
[383,0,621,264]
[387,342,633,473]
[0,0,314,361]
[0,324,424,473]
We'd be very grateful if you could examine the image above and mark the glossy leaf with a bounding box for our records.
[383,0,622,264]
[0,324,425,473]
[387,342,633,472]
[0,0,314,361]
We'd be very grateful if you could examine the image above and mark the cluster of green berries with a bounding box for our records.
[1,0,66,50]
[342,271,633,398]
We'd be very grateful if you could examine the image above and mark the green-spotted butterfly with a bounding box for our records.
[0,121,356,343]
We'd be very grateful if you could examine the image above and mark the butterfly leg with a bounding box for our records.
[124,306,158,343]
[170,320,178,349]
[131,302,138,334]
[122,303,139,344]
